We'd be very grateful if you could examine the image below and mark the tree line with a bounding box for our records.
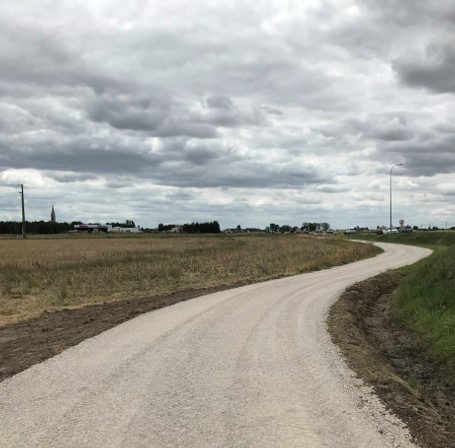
[268,222,331,233]
[0,221,74,234]
[0,220,221,234]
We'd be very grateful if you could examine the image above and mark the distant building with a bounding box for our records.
[111,226,142,233]
[73,221,142,233]
[74,224,112,233]
[50,205,56,223]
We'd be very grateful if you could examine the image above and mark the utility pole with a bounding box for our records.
[19,184,26,238]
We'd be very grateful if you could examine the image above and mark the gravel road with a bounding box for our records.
[0,242,431,448]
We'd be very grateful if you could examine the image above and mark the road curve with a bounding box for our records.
[0,242,431,448]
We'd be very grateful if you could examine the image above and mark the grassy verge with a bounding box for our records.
[352,231,455,380]
[0,233,380,325]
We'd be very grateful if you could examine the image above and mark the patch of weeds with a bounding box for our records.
[58,285,68,303]
[408,371,420,392]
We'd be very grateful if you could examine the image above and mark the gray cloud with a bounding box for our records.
[362,116,415,142]
[0,0,454,228]
[5,146,160,175]
[393,44,455,94]
[206,96,234,110]
[377,135,455,177]
[88,95,167,132]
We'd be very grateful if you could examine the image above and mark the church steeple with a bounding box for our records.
[50,205,56,223]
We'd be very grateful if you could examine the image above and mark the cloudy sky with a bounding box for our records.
[1,0,454,230]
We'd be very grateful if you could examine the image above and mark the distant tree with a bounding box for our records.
[269,223,279,233]
[321,222,330,231]
[182,221,221,233]
[212,221,221,233]
[0,220,72,234]
[0,221,21,234]
[302,222,319,232]
[157,223,175,232]
[108,221,138,228]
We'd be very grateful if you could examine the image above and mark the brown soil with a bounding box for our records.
[1,272,454,448]
[328,271,455,448]
[0,283,247,382]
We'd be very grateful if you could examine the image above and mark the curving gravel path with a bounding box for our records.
[0,242,431,448]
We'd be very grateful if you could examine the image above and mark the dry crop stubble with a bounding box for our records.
[0,234,380,325]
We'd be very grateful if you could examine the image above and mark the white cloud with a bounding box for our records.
[0,0,454,229]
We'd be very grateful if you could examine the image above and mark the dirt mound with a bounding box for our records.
[328,272,455,448]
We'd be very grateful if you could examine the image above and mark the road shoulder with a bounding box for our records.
[328,271,455,448]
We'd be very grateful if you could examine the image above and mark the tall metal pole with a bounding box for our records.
[389,163,403,230]
[19,184,26,238]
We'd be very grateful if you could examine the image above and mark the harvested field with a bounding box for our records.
[0,233,380,325]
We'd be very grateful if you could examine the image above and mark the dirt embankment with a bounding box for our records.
[328,272,455,448]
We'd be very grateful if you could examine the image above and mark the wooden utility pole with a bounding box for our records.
[19,184,26,238]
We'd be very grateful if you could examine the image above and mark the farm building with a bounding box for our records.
[74,224,112,233]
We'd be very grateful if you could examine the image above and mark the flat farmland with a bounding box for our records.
[0,233,380,325]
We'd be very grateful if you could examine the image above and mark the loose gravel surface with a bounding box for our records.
[0,243,431,447]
